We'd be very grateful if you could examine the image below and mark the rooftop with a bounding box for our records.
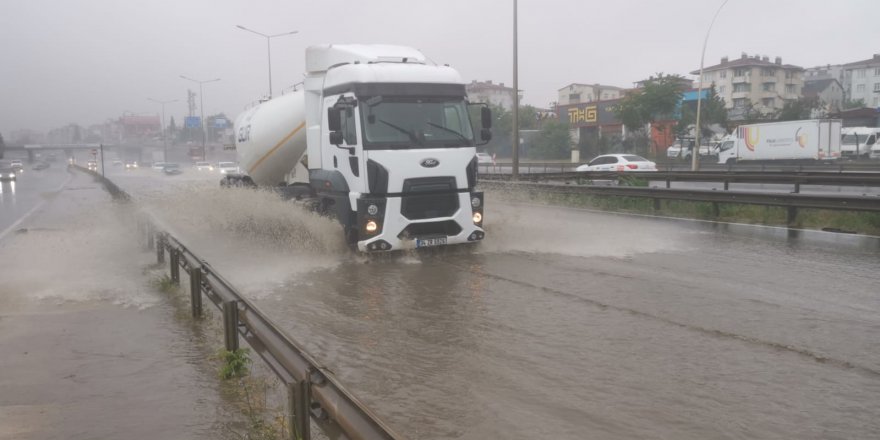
[557,83,625,92]
[841,54,880,68]
[691,53,803,74]
[801,78,840,98]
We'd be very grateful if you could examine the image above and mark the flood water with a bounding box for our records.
[102,170,880,439]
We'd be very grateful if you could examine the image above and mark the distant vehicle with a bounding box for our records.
[32,161,50,171]
[716,119,842,164]
[152,162,166,171]
[841,127,878,159]
[194,161,213,171]
[217,162,239,174]
[162,163,182,175]
[476,152,495,165]
[124,161,139,170]
[666,139,694,160]
[87,160,98,171]
[0,161,17,181]
[576,154,658,172]
[112,160,124,167]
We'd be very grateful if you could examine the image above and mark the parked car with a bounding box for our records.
[217,161,239,174]
[0,161,17,181]
[152,162,166,172]
[194,161,213,171]
[576,154,658,172]
[10,160,24,172]
[666,140,693,160]
[162,163,182,175]
[476,152,495,165]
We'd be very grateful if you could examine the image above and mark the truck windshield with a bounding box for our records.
[360,97,474,149]
[842,134,869,144]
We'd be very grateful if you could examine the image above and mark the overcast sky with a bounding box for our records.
[1,0,878,136]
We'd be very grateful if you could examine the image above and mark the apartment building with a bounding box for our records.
[692,53,804,119]
[841,54,880,108]
[557,83,624,106]
[466,80,519,111]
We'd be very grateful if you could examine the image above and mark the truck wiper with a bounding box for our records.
[379,119,421,145]
[426,122,470,145]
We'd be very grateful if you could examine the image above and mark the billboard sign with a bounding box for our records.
[184,116,201,129]
[214,118,227,129]
[558,99,622,128]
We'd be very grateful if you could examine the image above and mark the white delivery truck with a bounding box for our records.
[716,119,842,164]
[841,127,879,159]
[231,44,492,252]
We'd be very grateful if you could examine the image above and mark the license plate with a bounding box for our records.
[416,237,447,248]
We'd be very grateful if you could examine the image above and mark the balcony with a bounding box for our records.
[731,91,751,99]
[732,76,751,84]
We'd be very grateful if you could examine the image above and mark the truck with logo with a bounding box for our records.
[715,119,842,164]
[230,44,492,252]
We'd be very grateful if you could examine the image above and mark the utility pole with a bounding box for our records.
[181,76,220,161]
[692,0,729,171]
[236,25,298,99]
[149,98,178,162]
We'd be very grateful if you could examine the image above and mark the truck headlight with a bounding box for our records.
[473,212,482,224]
[365,220,378,233]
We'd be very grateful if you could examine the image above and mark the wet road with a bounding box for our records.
[0,164,71,239]
[109,169,880,440]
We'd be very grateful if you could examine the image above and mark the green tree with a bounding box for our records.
[676,84,728,138]
[775,97,822,121]
[615,73,687,154]
[530,120,571,159]
[843,98,866,110]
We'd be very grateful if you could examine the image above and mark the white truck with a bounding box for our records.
[716,119,842,164]
[841,127,879,159]
[231,44,491,252]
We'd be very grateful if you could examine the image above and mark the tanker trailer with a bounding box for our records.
[231,44,493,252]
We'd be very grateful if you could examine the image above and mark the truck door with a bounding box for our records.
[326,95,365,193]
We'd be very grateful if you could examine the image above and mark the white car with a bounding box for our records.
[194,161,213,171]
[217,162,239,174]
[152,162,166,171]
[576,154,657,172]
[475,152,495,165]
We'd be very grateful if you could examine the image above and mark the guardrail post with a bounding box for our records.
[146,223,155,250]
[288,379,312,440]
[223,301,239,352]
[169,249,180,285]
[156,233,165,264]
[189,266,203,318]
[793,182,800,194]
[786,206,798,226]
[723,180,729,191]
[665,178,671,189]
[712,202,720,218]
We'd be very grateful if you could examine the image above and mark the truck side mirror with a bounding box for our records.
[481,107,492,129]
[329,131,343,146]
[481,128,492,142]
[327,108,342,132]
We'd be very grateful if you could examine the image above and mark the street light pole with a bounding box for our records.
[180,76,220,161]
[692,0,729,171]
[512,0,520,180]
[236,25,298,99]
[148,98,178,162]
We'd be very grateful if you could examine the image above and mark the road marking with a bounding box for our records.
[0,173,73,243]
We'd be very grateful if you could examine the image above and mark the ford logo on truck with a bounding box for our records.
[420,158,440,168]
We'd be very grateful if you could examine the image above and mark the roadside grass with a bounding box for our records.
[496,188,880,236]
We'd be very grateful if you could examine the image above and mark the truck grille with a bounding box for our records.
[400,177,459,220]
[397,220,462,239]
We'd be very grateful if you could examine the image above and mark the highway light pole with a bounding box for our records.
[512,0,520,180]
[148,98,178,162]
[692,0,729,171]
[236,25,298,99]
[180,76,220,161]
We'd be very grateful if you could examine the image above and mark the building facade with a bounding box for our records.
[557,83,624,106]
[802,78,844,117]
[466,80,518,111]
[692,53,804,119]
[841,54,880,108]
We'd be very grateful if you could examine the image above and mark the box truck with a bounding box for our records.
[716,119,841,164]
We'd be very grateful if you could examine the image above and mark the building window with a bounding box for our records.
[857,84,866,92]
[733,83,751,93]
[785,71,792,79]
[762,98,775,107]
[762,68,776,77]
[856,69,866,78]
[875,83,880,91]
[875,68,880,76]
[785,84,796,94]
[734,68,749,77]
[720,71,727,79]
[719,85,726,94]
[763,83,776,92]
[702,72,714,82]
[733,98,747,108]
[569,93,581,103]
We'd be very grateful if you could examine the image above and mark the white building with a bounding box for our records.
[557,83,624,106]
[841,54,880,108]
[692,53,804,119]
[466,80,519,111]
[802,78,844,117]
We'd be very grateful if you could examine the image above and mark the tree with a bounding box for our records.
[529,120,571,159]
[614,73,687,154]
[774,97,822,121]
[843,98,866,110]
[676,83,728,139]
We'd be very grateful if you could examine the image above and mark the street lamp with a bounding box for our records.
[236,25,298,99]
[148,98,178,162]
[512,0,520,180]
[180,75,220,161]
[692,0,729,171]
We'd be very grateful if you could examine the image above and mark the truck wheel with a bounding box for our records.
[725,158,737,165]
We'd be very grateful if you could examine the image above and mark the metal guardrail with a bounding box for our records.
[480,180,880,225]
[478,160,880,175]
[75,165,403,440]
[480,170,880,190]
